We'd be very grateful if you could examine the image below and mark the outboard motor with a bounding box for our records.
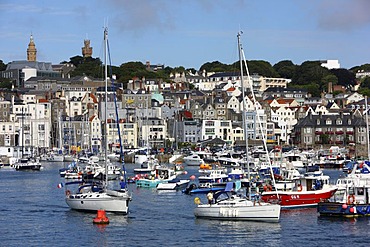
[183,183,197,194]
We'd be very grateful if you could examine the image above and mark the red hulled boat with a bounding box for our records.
[261,169,338,208]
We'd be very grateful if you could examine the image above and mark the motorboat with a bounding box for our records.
[318,161,370,217]
[156,178,190,191]
[15,157,42,171]
[134,157,159,174]
[183,154,205,166]
[193,182,280,222]
[136,165,177,188]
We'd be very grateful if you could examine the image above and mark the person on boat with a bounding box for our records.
[253,187,262,206]
[207,192,214,205]
[120,176,126,190]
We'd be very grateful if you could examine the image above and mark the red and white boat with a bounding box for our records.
[261,169,338,208]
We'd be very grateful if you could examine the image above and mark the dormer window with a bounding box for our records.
[317,119,320,125]
[326,118,332,125]
[336,118,342,125]
[348,119,351,125]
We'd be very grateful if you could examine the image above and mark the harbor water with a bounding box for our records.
[1,162,370,247]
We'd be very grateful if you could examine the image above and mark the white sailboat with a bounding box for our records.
[65,27,131,214]
[193,32,280,222]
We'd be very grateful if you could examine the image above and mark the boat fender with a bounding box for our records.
[194,197,201,205]
[347,195,355,204]
[65,190,71,196]
[297,184,303,192]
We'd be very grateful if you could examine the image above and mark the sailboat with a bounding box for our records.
[193,32,280,222]
[65,27,131,214]
[15,106,42,171]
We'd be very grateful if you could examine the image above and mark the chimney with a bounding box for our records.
[328,82,333,93]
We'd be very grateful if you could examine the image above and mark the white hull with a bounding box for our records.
[135,154,148,165]
[156,180,190,190]
[65,190,131,214]
[50,154,64,162]
[64,155,74,162]
[194,203,280,222]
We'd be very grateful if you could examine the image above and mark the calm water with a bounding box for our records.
[1,163,370,247]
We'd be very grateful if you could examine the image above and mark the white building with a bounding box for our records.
[321,60,340,69]
[201,119,233,144]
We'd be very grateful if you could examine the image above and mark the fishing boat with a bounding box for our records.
[193,182,280,222]
[261,169,338,208]
[65,27,131,214]
[135,165,177,188]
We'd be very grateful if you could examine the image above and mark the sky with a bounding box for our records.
[1,0,370,70]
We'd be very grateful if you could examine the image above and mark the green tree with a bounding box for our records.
[0,60,6,71]
[273,60,297,78]
[321,74,338,92]
[292,61,330,89]
[200,61,231,72]
[330,68,356,87]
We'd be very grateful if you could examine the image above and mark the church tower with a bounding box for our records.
[82,39,93,58]
[27,34,37,62]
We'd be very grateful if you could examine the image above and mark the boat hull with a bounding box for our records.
[65,190,130,214]
[156,180,190,190]
[194,204,280,222]
[261,188,338,208]
[318,202,370,217]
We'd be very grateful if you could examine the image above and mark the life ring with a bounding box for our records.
[297,184,303,192]
[347,195,355,204]
[65,190,71,196]
[264,184,272,192]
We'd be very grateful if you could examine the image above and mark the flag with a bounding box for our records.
[57,183,64,189]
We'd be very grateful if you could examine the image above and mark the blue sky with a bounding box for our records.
[1,0,369,70]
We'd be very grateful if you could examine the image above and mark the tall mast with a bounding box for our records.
[237,32,251,199]
[104,27,108,187]
[365,96,370,160]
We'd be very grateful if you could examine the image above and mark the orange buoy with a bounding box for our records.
[93,209,109,224]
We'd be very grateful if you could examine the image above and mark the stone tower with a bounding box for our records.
[27,34,37,62]
[82,39,93,58]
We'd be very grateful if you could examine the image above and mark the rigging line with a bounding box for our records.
[106,33,128,185]
[239,34,279,196]
[237,31,251,200]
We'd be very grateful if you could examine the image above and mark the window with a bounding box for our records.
[326,118,332,125]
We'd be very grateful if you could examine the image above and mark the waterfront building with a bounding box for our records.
[293,112,366,150]
[201,119,233,145]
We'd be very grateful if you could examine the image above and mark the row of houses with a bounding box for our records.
[1,35,369,157]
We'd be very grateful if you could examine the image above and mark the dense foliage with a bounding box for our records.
[0,56,369,96]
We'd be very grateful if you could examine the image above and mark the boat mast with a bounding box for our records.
[239,33,279,196]
[237,32,251,199]
[104,27,108,187]
[365,95,370,160]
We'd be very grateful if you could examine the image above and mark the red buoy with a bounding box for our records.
[93,209,109,224]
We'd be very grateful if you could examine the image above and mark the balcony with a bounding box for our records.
[346,131,354,135]
[325,131,334,135]
[335,141,343,145]
[315,131,323,135]
[335,131,344,135]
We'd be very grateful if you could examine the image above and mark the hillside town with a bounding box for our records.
[0,34,369,164]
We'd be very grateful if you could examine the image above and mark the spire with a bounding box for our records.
[27,34,37,61]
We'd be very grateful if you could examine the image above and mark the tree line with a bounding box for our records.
[1,57,370,97]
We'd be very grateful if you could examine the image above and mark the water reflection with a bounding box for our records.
[195,219,282,246]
